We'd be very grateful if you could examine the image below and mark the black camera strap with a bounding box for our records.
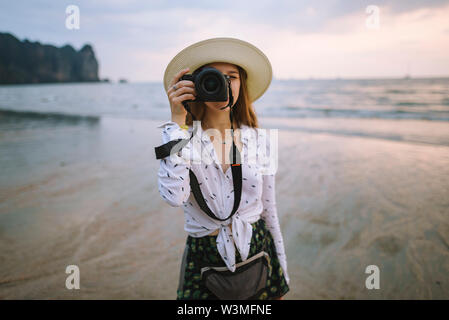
[155,77,242,222]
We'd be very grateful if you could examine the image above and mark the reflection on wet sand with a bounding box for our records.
[0,115,448,299]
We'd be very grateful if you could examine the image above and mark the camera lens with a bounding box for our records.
[202,75,220,93]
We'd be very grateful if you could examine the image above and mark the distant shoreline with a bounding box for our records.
[3,76,448,85]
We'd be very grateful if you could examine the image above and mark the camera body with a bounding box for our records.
[180,67,229,102]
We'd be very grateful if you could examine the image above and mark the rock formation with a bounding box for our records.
[0,32,100,84]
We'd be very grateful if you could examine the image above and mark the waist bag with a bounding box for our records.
[199,239,272,300]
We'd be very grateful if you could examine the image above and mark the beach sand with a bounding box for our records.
[0,116,448,299]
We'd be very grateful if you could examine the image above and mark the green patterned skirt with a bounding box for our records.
[176,218,290,300]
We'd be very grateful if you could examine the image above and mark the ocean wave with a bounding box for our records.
[2,104,449,126]
[395,102,430,107]
[0,108,100,129]
[261,106,449,122]
[263,122,449,147]
[0,108,99,120]
[385,89,417,94]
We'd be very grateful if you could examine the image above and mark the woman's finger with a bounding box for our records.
[173,93,196,103]
[176,80,195,88]
[171,86,195,97]
[169,68,190,87]
[167,80,195,95]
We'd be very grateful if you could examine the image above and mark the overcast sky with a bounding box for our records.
[1,0,449,82]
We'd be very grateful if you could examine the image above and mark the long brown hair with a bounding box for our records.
[185,64,259,129]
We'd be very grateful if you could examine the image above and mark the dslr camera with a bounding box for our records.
[180,67,230,102]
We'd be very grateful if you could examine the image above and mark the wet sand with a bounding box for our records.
[0,116,448,299]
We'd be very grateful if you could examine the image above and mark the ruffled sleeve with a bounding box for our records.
[261,172,290,285]
[156,121,191,207]
[257,127,290,284]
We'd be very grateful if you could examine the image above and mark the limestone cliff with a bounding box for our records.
[0,32,100,84]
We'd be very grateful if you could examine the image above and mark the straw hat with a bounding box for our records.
[163,37,272,102]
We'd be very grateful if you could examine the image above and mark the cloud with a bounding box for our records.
[1,0,448,80]
[264,4,449,78]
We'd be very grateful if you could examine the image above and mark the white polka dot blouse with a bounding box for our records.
[157,120,289,285]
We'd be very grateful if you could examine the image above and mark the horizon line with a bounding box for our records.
[118,75,449,84]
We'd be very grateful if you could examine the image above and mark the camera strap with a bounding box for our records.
[155,77,242,222]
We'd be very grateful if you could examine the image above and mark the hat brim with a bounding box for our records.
[163,37,272,102]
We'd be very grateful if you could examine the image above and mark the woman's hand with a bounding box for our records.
[167,67,197,126]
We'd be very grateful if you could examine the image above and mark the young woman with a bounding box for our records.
[157,38,290,300]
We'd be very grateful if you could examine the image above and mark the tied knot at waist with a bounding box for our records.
[214,216,261,272]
